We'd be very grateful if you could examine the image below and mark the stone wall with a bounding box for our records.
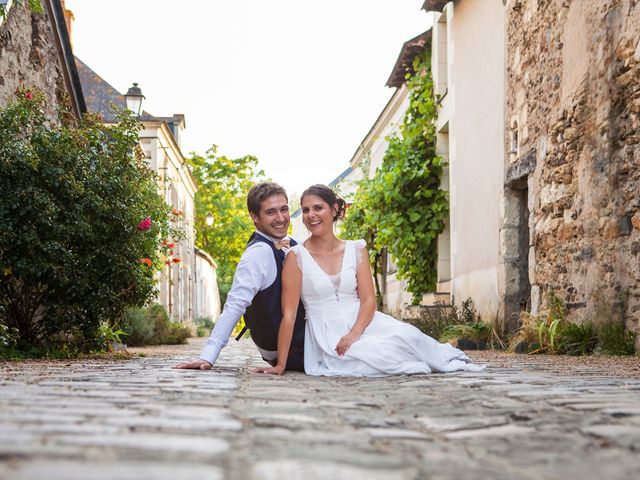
[504,0,640,335]
[0,2,69,120]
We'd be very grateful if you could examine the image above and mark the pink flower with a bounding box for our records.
[25,91,33,100]
[138,216,151,231]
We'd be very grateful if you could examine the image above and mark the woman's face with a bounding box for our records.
[301,194,336,236]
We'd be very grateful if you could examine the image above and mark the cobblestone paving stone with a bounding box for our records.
[1,338,640,480]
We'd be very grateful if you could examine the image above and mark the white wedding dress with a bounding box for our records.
[290,240,485,377]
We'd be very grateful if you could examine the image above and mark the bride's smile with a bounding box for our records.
[301,194,336,235]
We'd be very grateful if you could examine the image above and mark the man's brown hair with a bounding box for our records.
[246,182,288,216]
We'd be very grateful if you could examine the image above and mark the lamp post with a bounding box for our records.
[204,213,214,248]
[124,82,145,116]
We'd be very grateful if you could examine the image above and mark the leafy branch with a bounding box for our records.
[343,51,447,304]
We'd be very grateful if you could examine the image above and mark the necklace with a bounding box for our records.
[305,241,343,266]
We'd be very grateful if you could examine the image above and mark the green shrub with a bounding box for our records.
[95,321,128,352]
[0,316,19,358]
[0,87,177,353]
[194,316,214,337]
[165,322,191,345]
[148,304,171,345]
[511,290,636,356]
[405,297,480,339]
[439,322,490,346]
[556,322,597,355]
[121,307,155,347]
[121,303,191,346]
[196,325,210,337]
[595,323,636,356]
[195,316,215,330]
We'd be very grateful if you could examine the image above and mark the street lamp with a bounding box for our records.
[205,212,214,227]
[124,82,145,116]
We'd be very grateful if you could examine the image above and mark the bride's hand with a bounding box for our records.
[253,365,285,375]
[335,333,360,356]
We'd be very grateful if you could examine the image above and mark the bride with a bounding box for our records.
[255,184,484,376]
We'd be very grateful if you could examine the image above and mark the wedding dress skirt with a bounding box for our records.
[290,240,485,377]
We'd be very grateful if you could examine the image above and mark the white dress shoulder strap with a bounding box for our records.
[286,245,305,273]
[353,239,367,267]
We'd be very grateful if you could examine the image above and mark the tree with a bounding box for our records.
[343,52,447,304]
[0,87,175,352]
[188,146,264,303]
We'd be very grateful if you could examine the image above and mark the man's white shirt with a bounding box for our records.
[199,231,290,365]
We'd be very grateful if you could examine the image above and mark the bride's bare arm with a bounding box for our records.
[254,251,302,374]
[335,244,376,356]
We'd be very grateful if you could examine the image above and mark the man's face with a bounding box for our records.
[250,194,290,240]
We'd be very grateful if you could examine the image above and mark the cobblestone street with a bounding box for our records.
[1,338,640,480]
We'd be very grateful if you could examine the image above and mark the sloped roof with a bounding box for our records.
[386,29,432,88]
[422,0,448,12]
[329,166,353,188]
[75,56,125,122]
[48,0,86,117]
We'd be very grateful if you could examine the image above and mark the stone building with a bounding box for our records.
[0,0,85,119]
[423,0,640,338]
[503,0,640,333]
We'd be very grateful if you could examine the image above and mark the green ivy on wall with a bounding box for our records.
[343,51,448,305]
[0,1,43,20]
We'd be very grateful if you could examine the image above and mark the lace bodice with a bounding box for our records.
[288,239,366,310]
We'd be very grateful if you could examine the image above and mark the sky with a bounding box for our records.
[66,0,431,196]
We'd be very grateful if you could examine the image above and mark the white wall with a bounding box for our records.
[194,249,221,321]
[139,122,198,322]
[432,1,506,318]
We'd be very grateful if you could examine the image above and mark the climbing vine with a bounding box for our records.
[343,51,448,304]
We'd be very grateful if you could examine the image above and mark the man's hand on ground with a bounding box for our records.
[174,359,212,370]
[252,365,285,375]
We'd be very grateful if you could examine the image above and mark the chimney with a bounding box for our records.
[60,0,75,48]
[170,114,186,149]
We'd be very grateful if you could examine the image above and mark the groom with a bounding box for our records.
[175,182,306,371]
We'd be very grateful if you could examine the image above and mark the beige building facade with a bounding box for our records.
[427,0,506,322]
[138,117,200,323]
[194,248,221,321]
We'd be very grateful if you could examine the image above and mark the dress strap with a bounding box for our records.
[286,245,305,273]
[354,239,367,266]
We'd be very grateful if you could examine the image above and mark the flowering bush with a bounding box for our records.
[137,216,152,231]
[0,87,174,352]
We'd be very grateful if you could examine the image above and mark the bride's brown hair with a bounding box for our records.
[301,184,347,222]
